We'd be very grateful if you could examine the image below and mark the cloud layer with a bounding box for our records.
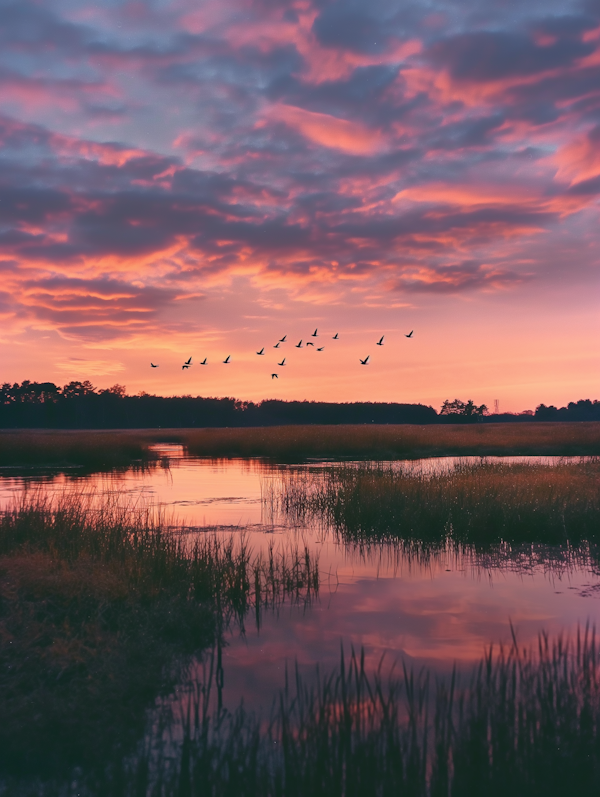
[0,0,598,402]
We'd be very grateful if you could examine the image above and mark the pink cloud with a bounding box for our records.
[265,104,385,155]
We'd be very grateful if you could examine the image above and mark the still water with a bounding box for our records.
[2,446,600,711]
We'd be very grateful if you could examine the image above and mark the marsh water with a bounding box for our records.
[2,446,600,713]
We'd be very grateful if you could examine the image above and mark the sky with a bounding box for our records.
[0,0,599,412]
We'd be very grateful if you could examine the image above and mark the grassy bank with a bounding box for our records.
[0,429,159,469]
[0,493,318,783]
[182,422,600,459]
[1,423,600,469]
[271,458,600,545]
[25,629,600,797]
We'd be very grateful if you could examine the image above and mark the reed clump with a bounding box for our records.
[182,422,600,460]
[272,458,600,545]
[52,628,600,796]
[0,493,318,782]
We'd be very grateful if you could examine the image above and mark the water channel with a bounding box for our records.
[2,446,600,714]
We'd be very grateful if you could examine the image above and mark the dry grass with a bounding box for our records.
[1,423,599,468]
[0,429,158,468]
[0,492,318,781]
[181,422,600,460]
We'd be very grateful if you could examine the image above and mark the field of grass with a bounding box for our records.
[181,422,600,459]
[0,429,159,468]
[0,493,318,786]
[270,458,600,545]
[1,422,600,469]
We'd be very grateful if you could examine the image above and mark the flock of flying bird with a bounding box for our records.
[150,329,415,377]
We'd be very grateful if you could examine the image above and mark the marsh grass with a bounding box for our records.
[0,429,159,469]
[2,422,600,469]
[0,492,318,782]
[271,458,600,545]
[51,628,600,797]
[182,422,600,460]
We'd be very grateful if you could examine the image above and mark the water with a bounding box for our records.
[2,447,600,713]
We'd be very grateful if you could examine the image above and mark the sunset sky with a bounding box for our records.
[1,0,599,411]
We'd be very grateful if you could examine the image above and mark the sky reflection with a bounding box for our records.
[1,454,599,711]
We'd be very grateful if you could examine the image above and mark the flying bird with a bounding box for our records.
[200,358,207,365]
[151,363,158,368]
[271,373,278,379]
[317,347,324,351]
[182,364,190,370]
[376,336,384,346]
[312,329,318,337]
[274,342,281,348]
[360,356,370,365]
[185,357,192,365]
[257,347,265,355]
[306,341,314,346]
[279,335,287,342]
[278,358,286,366]
[223,355,231,363]
[295,340,303,348]
[405,330,414,338]
[333,333,339,339]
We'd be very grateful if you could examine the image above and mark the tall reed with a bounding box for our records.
[0,492,318,781]
[53,627,600,797]
[271,458,600,545]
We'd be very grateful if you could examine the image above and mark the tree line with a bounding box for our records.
[0,380,597,428]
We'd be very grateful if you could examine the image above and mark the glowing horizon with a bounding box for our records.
[0,0,599,413]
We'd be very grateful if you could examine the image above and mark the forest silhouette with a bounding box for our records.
[0,381,598,428]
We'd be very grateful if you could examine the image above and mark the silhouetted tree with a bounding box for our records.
[440,398,488,418]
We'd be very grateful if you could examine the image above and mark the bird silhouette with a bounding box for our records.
[279,335,287,342]
[377,336,384,346]
[278,358,286,366]
[312,329,318,337]
[317,347,324,351]
[257,347,265,355]
[306,341,314,346]
[200,358,207,365]
[182,364,190,370]
[405,330,414,338]
[185,357,192,365]
[271,373,278,379]
[274,342,281,348]
[360,356,370,365]
[223,355,231,363]
[295,340,303,348]
[151,363,158,368]
[333,333,339,339]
